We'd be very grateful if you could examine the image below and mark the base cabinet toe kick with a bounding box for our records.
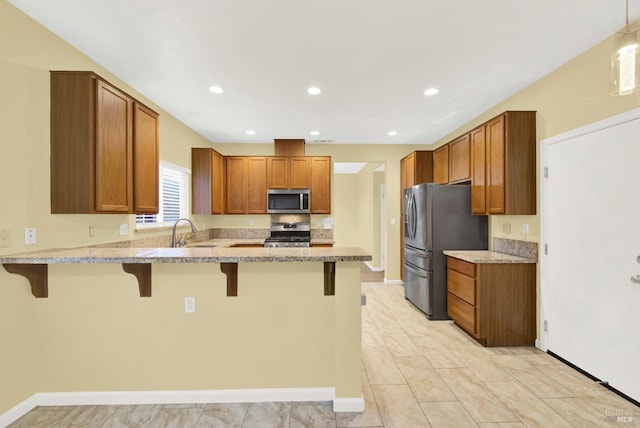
[1,247,370,298]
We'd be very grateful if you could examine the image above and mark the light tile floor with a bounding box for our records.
[9,282,640,427]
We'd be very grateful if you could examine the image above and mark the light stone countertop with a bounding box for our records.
[0,245,369,264]
[443,250,537,264]
[188,238,335,248]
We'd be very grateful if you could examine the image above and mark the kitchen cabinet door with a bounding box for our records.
[191,148,224,214]
[449,134,471,184]
[289,157,311,189]
[266,157,289,189]
[133,102,159,213]
[310,156,331,214]
[433,145,449,184]
[94,79,133,212]
[247,157,267,213]
[225,157,247,214]
[485,115,506,214]
[470,125,486,215]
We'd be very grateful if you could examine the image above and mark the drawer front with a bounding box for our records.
[447,268,476,305]
[447,257,475,277]
[448,292,476,335]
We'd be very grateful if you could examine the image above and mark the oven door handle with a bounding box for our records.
[404,261,428,278]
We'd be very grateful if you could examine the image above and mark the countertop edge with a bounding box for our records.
[443,250,537,264]
[0,246,371,264]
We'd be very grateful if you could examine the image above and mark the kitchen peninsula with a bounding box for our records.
[0,243,371,413]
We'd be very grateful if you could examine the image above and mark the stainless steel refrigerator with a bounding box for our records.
[403,183,488,319]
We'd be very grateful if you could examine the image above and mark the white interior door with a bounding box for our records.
[541,109,640,401]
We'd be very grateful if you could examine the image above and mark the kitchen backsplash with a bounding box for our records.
[493,238,538,261]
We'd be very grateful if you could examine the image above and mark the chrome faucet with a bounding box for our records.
[171,218,197,247]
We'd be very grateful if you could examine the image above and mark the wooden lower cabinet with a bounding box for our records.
[447,256,536,347]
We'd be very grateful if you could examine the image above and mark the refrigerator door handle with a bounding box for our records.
[404,261,428,278]
[404,246,428,258]
[410,193,417,240]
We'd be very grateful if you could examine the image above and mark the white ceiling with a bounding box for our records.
[8,0,640,145]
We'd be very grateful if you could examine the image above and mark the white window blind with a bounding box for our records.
[136,161,190,227]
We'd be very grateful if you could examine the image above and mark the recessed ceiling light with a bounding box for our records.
[310,130,320,136]
[424,88,439,96]
[388,131,398,136]
[209,86,224,94]
[307,87,321,95]
[246,130,256,135]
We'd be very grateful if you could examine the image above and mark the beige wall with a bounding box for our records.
[3,0,640,416]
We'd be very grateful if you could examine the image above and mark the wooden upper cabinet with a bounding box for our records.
[473,111,536,215]
[266,157,289,189]
[433,144,450,184]
[133,102,159,213]
[225,156,267,214]
[247,157,267,213]
[449,134,471,184]
[225,157,247,214]
[310,156,331,214]
[486,116,506,214]
[266,156,310,189]
[94,79,133,212]
[289,157,311,189]
[470,125,487,215]
[191,148,224,214]
[50,71,158,214]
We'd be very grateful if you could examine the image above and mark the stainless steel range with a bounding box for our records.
[264,222,311,248]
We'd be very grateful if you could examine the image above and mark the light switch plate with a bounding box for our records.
[24,228,36,245]
[119,224,129,235]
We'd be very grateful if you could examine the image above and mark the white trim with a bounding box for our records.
[0,387,365,423]
[539,106,640,353]
[0,395,39,428]
[333,396,365,412]
[384,279,404,285]
[542,106,640,146]
[364,261,384,272]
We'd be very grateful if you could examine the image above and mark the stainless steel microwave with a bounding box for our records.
[267,189,310,214]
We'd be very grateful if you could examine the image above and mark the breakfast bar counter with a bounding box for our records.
[0,244,370,412]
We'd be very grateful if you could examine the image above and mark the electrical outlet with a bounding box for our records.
[249,217,254,226]
[502,223,511,234]
[89,226,95,237]
[184,297,195,313]
[119,224,129,235]
[390,218,396,226]
[522,223,529,234]
[24,228,36,245]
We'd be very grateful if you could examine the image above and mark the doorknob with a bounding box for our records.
[632,275,640,284]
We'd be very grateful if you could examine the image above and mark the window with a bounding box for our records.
[136,161,190,227]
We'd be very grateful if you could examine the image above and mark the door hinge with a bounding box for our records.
[544,243,548,255]
[543,167,549,178]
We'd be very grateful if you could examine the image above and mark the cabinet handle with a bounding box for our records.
[632,275,640,285]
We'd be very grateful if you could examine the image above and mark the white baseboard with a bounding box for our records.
[1,387,363,425]
[0,395,39,428]
[364,261,384,272]
[333,396,364,412]
[384,279,404,285]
